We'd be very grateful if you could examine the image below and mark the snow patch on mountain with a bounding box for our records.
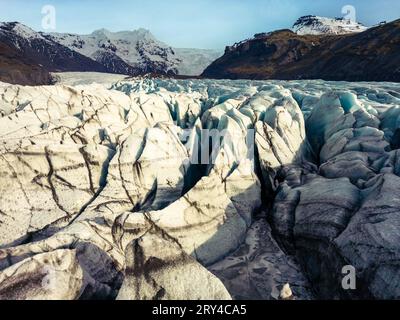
[0,21,221,76]
[293,15,368,35]
[0,22,45,40]
[174,48,222,76]
[46,28,221,76]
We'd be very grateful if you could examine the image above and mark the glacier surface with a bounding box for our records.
[0,76,399,300]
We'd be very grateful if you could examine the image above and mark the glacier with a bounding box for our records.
[0,75,399,300]
[45,28,221,76]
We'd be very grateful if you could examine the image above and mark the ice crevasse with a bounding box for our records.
[0,77,399,300]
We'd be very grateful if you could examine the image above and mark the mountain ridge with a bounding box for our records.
[292,15,368,35]
[0,22,109,85]
[0,21,221,85]
[202,18,400,82]
[44,27,221,76]
[1,16,399,85]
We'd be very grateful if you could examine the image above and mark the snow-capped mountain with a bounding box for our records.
[293,15,368,35]
[0,21,43,40]
[0,21,221,81]
[0,22,108,84]
[44,28,180,76]
[0,22,107,72]
[44,28,221,76]
[203,18,400,82]
[173,48,223,77]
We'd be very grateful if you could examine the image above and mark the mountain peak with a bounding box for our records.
[135,27,152,34]
[89,27,156,43]
[115,28,155,41]
[0,20,221,77]
[91,28,111,37]
[0,21,44,40]
[292,15,368,35]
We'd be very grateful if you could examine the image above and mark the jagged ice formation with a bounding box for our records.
[0,77,399,300]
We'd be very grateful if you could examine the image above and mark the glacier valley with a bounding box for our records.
[0,75,399,300]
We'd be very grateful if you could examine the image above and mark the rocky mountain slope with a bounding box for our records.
[46,29,221,77]
[0,41,53,85]
[0,22,221,85]
[202,19,400,82]
[292,15,368,35]
[45,28,181,76]
[0,77,399,299]
[0,22,109,85]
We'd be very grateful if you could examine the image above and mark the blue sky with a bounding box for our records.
[1,0,399,49]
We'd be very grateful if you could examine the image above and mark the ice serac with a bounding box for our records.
[0,219,126,299]
[335,173,400,299]
[0,143,114,246]
[271,84,400,299]
[78,123,190,222]
[147,172,248,266]
[0,250,84,300]
[209,219,314,300]
[0,78,400,300]
[254,86,313,191]
[117,230,232,300]
[272,173,362,298]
